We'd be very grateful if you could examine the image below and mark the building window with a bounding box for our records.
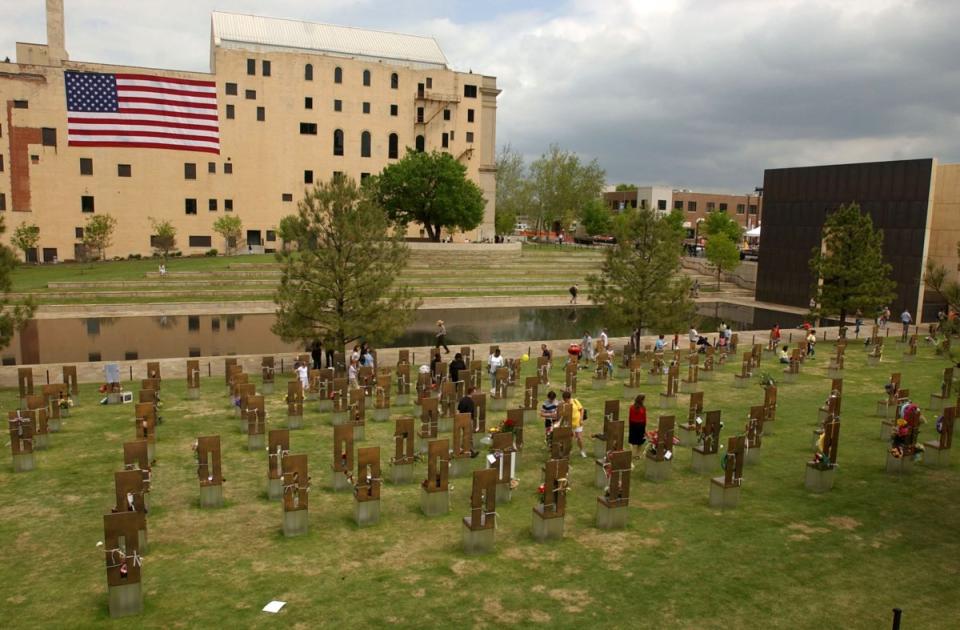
[360,173,370,182]
[114,163,130,178]
[388,133,399,159]
[75,227,83,239]
[706,202,715,212]
[450,131,455,141]
[749,204,758,214]
[736,204,745,214]
[262,60,271,76]
[332,171,343,181]
[0,193,5,211]
[282,193,294,202]
[305,97,313,109]
[208,199,217,212]
[224,162,233,174]
[687,201,697,212]
[245,89,256,100]
[362,102,370,114]
[390,73,398,89]
[305,64,313,81]
[639,200,646,209]
[266,230,276,242]
[300,122,317,135]
[81,195,95,213]
[441,133,448,149]
[189,235,212,248]
[247,59,256,75]
[334,99,342,112]
[416,107,424,123]
[257,107,265,122]
[467,109,475,123]
[413,135,423,153]
[185,198,197,215]
[390,104,398,117]
[80,157,93,176]
[658,199,667,211]
[225,82,237,95]
[443,109,451,121]
[363,69,371,86]
[361,131,371,158]
[184,163,196,179]
[464,84,477,98]
[88,352,101,362]
[13,100,28,109]
[0,155,4,172]
[226,104,235,119]
[208,162,216,174]
[304,170,314,184]
[41,128,56,147]
[30,155,39,164]
[333,129,344,156]
[334,67,342,84]
[719,203,728,212]
[466,132,474,143]
[225,199,233,211]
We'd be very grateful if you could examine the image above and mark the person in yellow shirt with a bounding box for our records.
[562,390,587,458]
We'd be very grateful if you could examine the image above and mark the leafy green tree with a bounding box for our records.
[663,209,687,243]
[705,233,741,289]
[0,217,33,349]
[273,176,420,351]
[702,210,743,242]
[11,223,40,263]
[149,217,177,260]
[579,198,613,235]
[614,183,638,191]
[82,214,118,261]
[588,208,694,334]
[495,144,533,236]
[809,203,897,328]
[277,215,305,252]
[529,145,605,238]
[213,215,243,255]
[374,150,485,242]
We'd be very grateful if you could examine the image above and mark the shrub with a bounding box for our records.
[205,249,218,257]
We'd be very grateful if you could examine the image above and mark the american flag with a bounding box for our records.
[65,71,220,154]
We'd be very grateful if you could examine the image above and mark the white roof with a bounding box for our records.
[745,225,761,237]
[211,11,449,68]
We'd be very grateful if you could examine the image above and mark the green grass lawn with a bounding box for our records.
[1,342,957,628]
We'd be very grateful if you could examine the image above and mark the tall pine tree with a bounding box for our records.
[588,208,695,335]
[809,203,896,328]
[273,176,420,351]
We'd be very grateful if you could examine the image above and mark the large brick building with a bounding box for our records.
[603,186,763,231]
[0,1,500,260]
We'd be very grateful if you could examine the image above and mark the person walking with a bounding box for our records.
[900,309,912,341]
[569,284,579,304]
[806,328,817,358]
[562,390,587,458]
[310,340,323,370]
[854,309,863,339]
[295,360,309,390]
[458,386,478,431]
[581,331,595,365]
[435,320,450,354]
[487,348,504,393]
[628,394,647,461]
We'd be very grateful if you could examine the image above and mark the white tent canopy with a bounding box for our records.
[745,225,761,237]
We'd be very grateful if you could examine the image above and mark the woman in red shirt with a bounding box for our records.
[628,394,647,459]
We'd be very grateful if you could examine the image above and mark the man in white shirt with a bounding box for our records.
[295,361,309,390]
[487,348,504,393]
[599,328,609,349]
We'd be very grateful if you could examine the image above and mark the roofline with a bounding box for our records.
[211,10,449,66]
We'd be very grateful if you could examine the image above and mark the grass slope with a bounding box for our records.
[0,342,957,628]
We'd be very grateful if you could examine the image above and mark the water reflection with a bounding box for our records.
[7,303,805,365]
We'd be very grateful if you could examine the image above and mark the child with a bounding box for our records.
[562,390,587,458]
[540,391,558,445]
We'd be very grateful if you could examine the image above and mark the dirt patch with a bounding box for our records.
[788,534,810,542]
[7,594,26,605]
[786,523,829,535]
[487,600,524,624]
[529,610,552,623]
[412,588,426,598]
[450,559,475,577]
[547,587,594,614]
[400,574,420,585]
[827,516,861,531]
[531,584,546,594]
[638,502,671,511]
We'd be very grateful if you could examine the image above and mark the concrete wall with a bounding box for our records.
[682,257,757,290]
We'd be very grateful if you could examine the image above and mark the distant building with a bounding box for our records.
[756,158,960,320]
[0,2,499,260]
[602,186,763,230]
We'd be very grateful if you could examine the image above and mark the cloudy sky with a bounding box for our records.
[4,0,959,192]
